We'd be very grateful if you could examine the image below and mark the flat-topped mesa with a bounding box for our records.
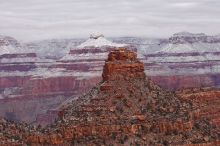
[102,48,145,81]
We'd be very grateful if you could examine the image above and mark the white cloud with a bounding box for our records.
[0,0,219,41]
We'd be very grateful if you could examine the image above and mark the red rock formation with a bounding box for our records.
[102,48,145,81]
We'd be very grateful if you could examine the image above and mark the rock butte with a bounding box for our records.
[0,48,220,146]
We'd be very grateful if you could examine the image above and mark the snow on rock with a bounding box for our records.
[0,35,22,55]
[0,35,32,55]
[160,42,220,53]
[77,33,126,48]
[60,34,128,61]
[159,32,220,53]
[0,45,19,55]
[24,38,84,59]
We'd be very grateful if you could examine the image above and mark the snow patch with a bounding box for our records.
[77,35,126,48]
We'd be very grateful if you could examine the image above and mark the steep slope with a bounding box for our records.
[1,48,219,146]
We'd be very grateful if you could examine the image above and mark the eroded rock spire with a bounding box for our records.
[102,48,145,81]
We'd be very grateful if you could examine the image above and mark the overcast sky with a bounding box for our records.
[0,0,220,42]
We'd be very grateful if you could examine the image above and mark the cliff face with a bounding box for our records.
[0,50,101,125]
[144,52,220,90]
[0,76,100,125]
[102,49,145,81]
[1,48,219,146]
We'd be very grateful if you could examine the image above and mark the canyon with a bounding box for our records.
[0,48,219,146]
[0,32,220,126]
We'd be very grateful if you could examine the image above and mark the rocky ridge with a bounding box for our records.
[0,48,219,146]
